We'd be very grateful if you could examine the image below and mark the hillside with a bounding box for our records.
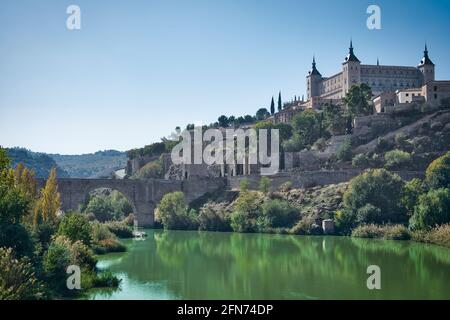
[6,148,69,178]
[49,150,127,178]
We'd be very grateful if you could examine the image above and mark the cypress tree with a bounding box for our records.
[270,97,275,115]
[278,91,282,111]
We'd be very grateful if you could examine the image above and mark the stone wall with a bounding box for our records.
[227,170,424,191]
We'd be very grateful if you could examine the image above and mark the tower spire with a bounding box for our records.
[308,55,321,76]
[419,42,434,66]
[344,39,360,63]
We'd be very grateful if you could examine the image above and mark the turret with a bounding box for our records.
[306,56,322,99]
[342,40,361,94]
[418,44,435,84]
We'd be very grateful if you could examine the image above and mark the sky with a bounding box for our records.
[1,0,450,154]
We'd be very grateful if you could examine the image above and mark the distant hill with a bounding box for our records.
[49,150,127,178]
[6,148,69,178]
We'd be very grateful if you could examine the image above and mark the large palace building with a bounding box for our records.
[305,41,435,109]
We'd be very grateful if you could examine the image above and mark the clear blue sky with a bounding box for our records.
[1,0,450,154]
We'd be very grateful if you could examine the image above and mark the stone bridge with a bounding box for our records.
[37,178,226,227]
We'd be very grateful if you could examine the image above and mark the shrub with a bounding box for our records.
[259,177,271,194]
[132,160,163,180]
[334,209,357,235]
[0,247,44,300]
[43,240,72,294]
[337,138,352,162]
[351,224,411,240]
[90,222,126,254]
[384,149,411,169]
[198,204,231,232]
[105,221,133,238]
[394,132,408,146]
[343,169,407,224]
[92,271,120,288]
[352,154,370,168]
[279,181,293,192]
[290,216,322,235]
[0,223,35,258]
[425,151,450,189]
[375,137,392,153]
[156,192,198,230]
[239,179,249,192]
[57,213,92,247]
[412,224,450,248]
[84,190,133,222]
[259,200,299,230]
[410,188,450,230]
[230,191,262,233]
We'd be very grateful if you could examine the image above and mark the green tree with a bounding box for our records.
[57,213,93,246]
[323,103,347,135]
[255,108,270,121]
[291,110,321,148]
[425,151,450,189]
[218,115,229,128]
[410,188,450,230]
[277,91,282,112]
[230,191,262,233]
[343,169,407,224]
[270,97,275,115]
[156,192,197,230]
[401,178,424,215]
[337,138,352,162]
[343,83,373,118]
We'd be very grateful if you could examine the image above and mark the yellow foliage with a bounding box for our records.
[34,168,61,225]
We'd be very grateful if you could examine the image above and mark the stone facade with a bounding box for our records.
[306,42,435,109]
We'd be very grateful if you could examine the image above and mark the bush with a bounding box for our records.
[105,221,133,238]
[259,177,271,194]
[90,222,126,254]
[197,204,232,232]
[0,223,35,258]
[131,160,163,180]
[0,247,44,300]
[239,179,249,192]
[352,154,370,168]
[425,151,450,189]
[57,213,92,247]
[337,138,352,162]
[412,224,450,248]
[290,216,322,235]
[334,209,357,235]
[351,224,411,240]
[156,192,198,230]
[410,188,450,230]
[375,137,392,153]
[259,200,299,230]
[43,240,72,294]
[230,191,262,233]
[384,149,411,169]
[279,181,293,192]
[92,271,120,288]
[343,169,407,225]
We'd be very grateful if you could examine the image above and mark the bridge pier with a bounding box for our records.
[134,202,155,228]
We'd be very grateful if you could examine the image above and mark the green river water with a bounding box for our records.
[86,230,450,300]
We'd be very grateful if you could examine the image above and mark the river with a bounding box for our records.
[86,230,450,300]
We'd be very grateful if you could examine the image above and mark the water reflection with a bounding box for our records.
[88,230,450,300]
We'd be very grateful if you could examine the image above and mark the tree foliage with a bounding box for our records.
[34,168,61,225]
[343,83,373,118]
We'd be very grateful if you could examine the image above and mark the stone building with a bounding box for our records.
[306,41,435,109]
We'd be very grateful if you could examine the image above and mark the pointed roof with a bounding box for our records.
[308,56,322,76]
[344,40,360,63]
[419,43,434,66]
